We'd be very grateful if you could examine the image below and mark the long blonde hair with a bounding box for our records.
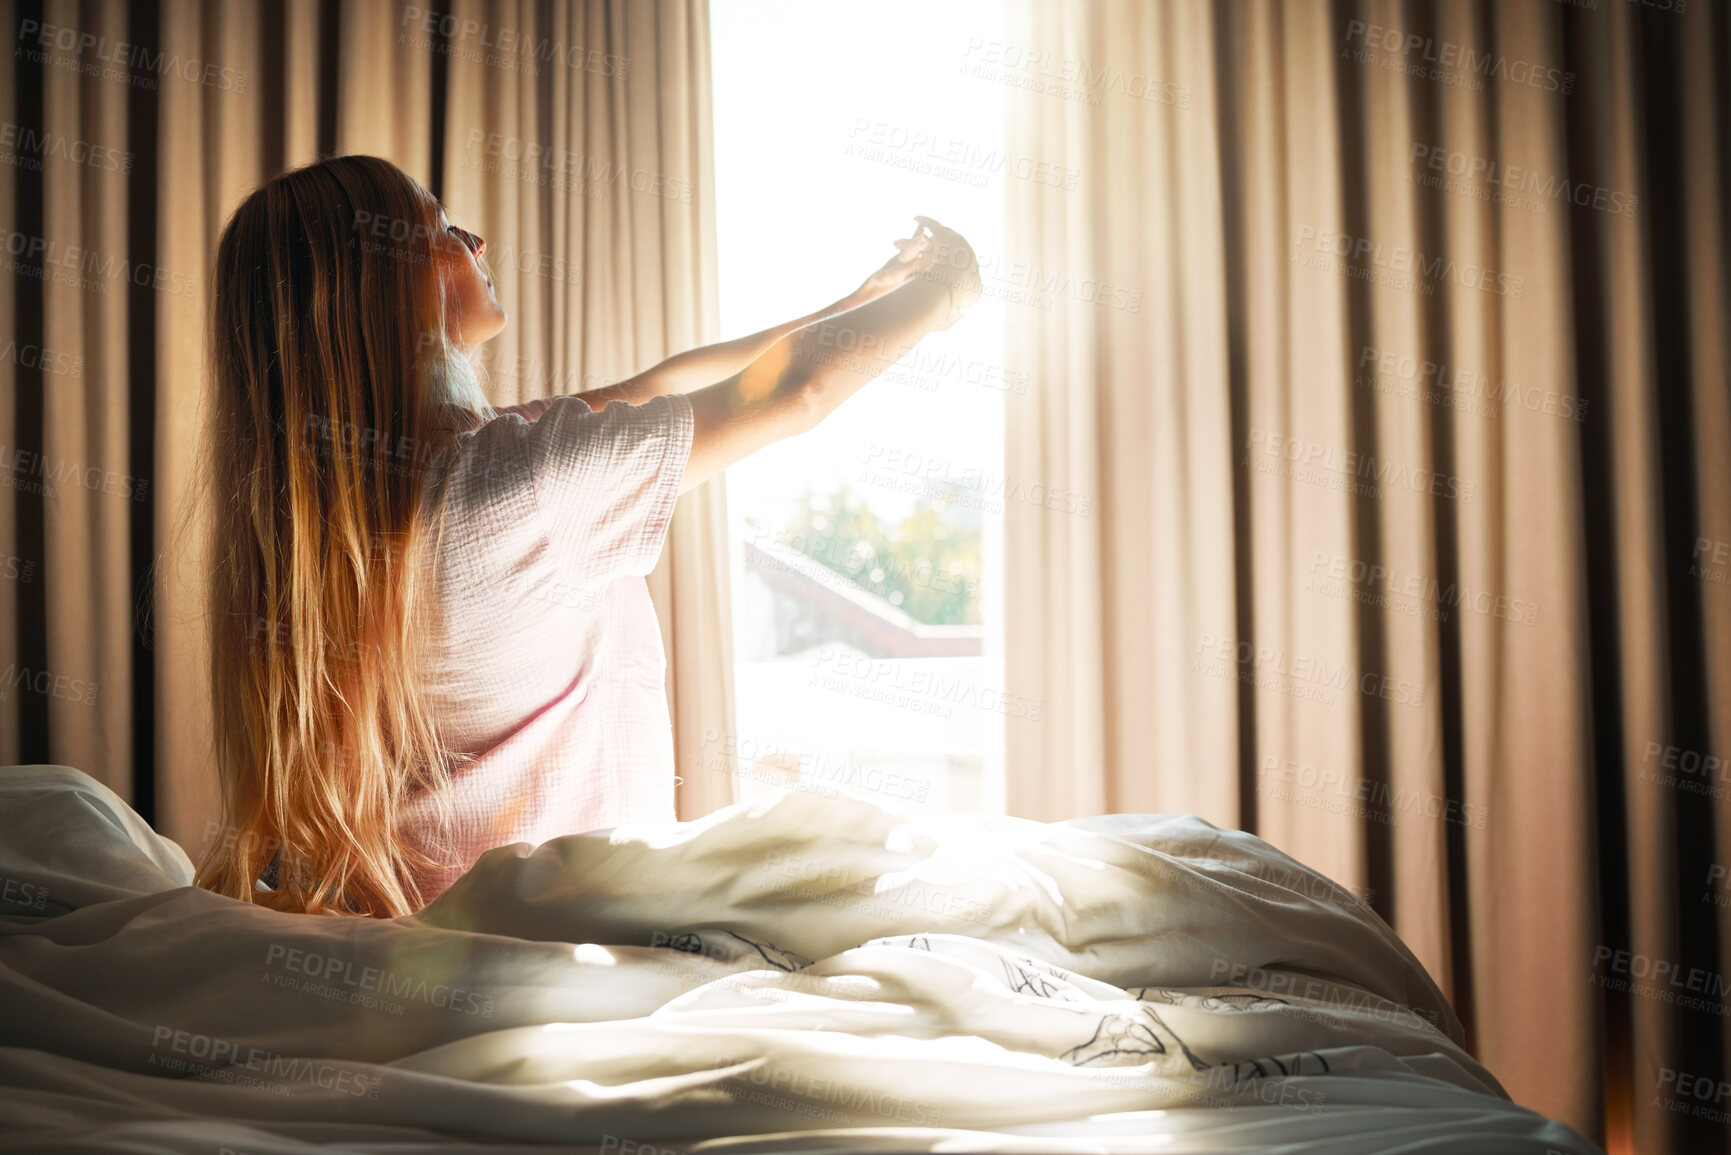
[195,155,494,917]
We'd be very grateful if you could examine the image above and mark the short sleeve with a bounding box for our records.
[523,392,694,589]
[494,396,561,422]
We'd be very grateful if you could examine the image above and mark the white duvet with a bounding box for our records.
[0,764,1602,1154]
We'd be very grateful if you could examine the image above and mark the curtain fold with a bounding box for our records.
[1,0,737,862]
[1004,1,1728,1152]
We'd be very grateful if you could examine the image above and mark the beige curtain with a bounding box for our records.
[1004,1,1727,1153]
[0,0,737,854]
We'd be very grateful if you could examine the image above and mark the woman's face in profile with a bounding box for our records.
[435,205,507,350]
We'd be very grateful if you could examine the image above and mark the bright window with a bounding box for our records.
[710,0,1007,814]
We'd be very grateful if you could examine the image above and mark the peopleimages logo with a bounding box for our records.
[1409,144,1636,218]
[1357,346,1588,422]
[1658,1067,1730,1124]
[859,443,1094,517]
[1342,20,1574,95]
[845,119,1082,190]
[1206,959,1441,1031]
[0,226,200,297]
[1292,225,1524,299]
[0,122,133,173]
[1193,631,1426,707]
[16,19,251,92]
[1591,945,1731,1015]
[706,1053,949,1127]
[149,1026,381,1099]
[1638,740,1729,802]
[702,728,933,804]
[808,646,1044,721]
[0,664,98,706]
[1260,755,1487,829]
[399,6,629,79]
[957,37,1189,109]
[0,875,48,909]
[1245,428,1477,503]
[462,130,691,203]
[1307,550,1539,627]
[263,944,496,1018]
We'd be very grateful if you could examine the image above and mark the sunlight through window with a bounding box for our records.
[712,0,1008,817]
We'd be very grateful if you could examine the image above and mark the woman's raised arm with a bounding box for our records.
[676,221,980,496]
[575,219,948,412]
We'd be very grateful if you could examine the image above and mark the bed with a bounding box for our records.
[0,764,1603,1154]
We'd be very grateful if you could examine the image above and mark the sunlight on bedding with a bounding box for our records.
[0,766,1607,1154]
[877,815,1070,909]
[573,943,617,967]
[986,1109,1179,1145]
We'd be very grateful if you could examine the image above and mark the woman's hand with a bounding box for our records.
[839,220,942,311]
[832,217,982,330]
[680,218,981,494]
[910,216,982,330]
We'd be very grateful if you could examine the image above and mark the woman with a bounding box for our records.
[194,155,979,917]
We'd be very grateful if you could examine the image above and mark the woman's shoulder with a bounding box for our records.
[434,391,691,507]
[425,404,546,499]
[490,394,596,423]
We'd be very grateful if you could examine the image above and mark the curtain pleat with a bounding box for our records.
[0,1,19,781]
[1,0,737,870]
[1005,1,1729,1151]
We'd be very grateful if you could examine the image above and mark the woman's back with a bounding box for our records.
[400,390,694,899]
